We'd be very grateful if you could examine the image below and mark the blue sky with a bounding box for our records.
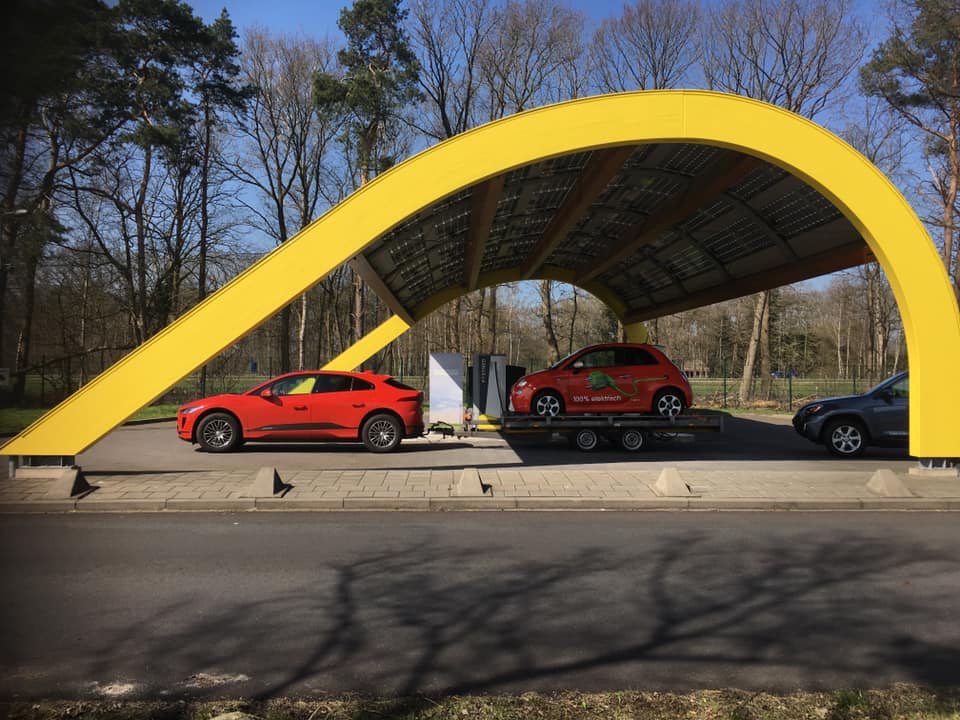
[190,0,883,39]
[190,0,687,36]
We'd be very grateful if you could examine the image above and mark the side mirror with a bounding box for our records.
[261,388,273,398]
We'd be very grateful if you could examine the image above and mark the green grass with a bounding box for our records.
[0,404,179,436]
[2,686,959,720]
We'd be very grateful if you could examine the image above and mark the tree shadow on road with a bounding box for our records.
[56,520,959,699]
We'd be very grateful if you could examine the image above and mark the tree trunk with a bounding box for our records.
[758,291,772,399]
[11,251,39,402]
[835,302,844,377]
[474,287,486,355]
[946,135,959,300]
[738,291,768,405]
[567,288,579,354]
[539,280,561,363]
[198,101,213,396]
[0,123,30,368]
[353,270,364,344]
[279,305,291,373]
[489,286,498,353]
[133,145,152,344]
[297,292,307,371]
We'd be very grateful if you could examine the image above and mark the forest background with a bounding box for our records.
[2,0,958,414]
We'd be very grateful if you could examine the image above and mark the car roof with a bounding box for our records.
[275,370,389,380]
[576,342,655,350]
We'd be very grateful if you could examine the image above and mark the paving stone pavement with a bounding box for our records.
[1,462,959,512]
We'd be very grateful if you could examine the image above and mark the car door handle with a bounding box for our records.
[294,405,308,411]
[353,403,365,408]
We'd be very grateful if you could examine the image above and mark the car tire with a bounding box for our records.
[653,388,685,417]
[196,412,242,453]
[824,418,868,458]
[620,429,647,452]
[532,390,564,417]
[573,429,599,452]
[361,413,402,453]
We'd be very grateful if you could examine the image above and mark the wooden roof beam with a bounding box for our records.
[520,145,635,279]
[623,241,873,323]
[577,154,763,284]
[464,174,505,291]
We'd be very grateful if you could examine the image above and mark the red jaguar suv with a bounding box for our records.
[177,370,424,453]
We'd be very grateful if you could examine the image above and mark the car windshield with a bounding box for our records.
[549,349,580,369]
[245,377,278,394]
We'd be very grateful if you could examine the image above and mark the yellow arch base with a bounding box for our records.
[623,322,650,344]
[3,91,958,458]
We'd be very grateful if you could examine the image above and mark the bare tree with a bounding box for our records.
[842,97,907,380]
[589,0,701,92]
[229,29,343,372]
[474,0,586,351]
[701,0,866,402]
[478,0,586,118]
[410,0,494,140]
[702,0,865,120]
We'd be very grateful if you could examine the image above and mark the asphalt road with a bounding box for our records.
[1,512,957,699]
[35,413,913,480]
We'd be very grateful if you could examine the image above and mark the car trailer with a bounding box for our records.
[469,412,724,452]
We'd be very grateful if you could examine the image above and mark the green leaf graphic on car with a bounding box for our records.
[588,371,636,396]
[587,370,670,397]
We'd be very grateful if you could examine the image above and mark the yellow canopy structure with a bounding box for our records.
[3,91,958,459]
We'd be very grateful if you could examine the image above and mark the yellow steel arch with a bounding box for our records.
[3,91,958,458]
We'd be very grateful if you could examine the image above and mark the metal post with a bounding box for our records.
[722,360,727,409]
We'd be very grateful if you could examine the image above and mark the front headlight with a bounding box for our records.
[514,378,528,390]
[802,404,824,417]
[179,406,202,415]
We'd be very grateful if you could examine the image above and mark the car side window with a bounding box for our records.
[266,376,317,396]
[889,376,909,398]
[314,374,353,393]
[351,378,375,391]
[576,349,616,368]
[618,347,658,366]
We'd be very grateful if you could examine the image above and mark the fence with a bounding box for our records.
[3,370,883,415]
[690,375,881,412]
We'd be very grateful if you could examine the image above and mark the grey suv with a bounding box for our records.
[792,371,909,457]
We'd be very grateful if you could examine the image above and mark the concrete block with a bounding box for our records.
[0,500,77,513]
[15,467,96,499]
[430,497,516,510]
[453,467,486,496]
[867,469,915,497]
[256,497,344,510]
[908,464,959,478]
[343,497,431,510]
[165,499,256,511]
[75,499,166,512]
[653,467,692,497]
[241,467,288,497]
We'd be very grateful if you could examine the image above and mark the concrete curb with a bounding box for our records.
[2,496,960,513]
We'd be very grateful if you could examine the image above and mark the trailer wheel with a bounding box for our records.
[573,429,599,452]
[620,429,646,452]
